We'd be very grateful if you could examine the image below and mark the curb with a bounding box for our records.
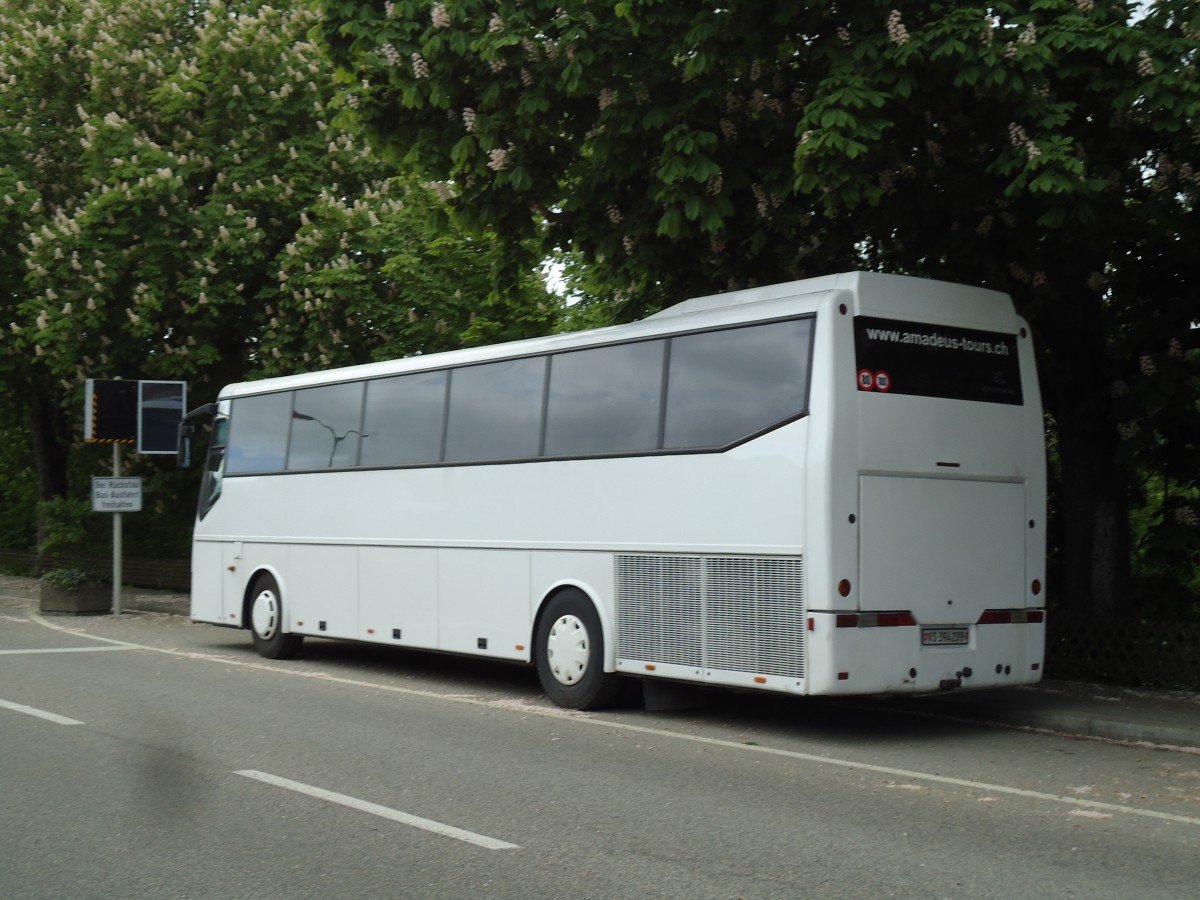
[1017,711,1199,749]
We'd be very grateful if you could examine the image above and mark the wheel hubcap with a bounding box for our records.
[251,589,279,640]
[546,614,590,686]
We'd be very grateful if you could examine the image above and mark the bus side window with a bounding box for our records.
[544,340,664,457]
[663,318,812,449]
[443,357,545,463]
[287,382,365,470]
[360,371,448,467]
[226,392,293,474]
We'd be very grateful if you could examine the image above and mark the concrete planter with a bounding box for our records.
[39,580,111,616]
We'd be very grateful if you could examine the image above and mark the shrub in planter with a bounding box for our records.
[39,567,110,615]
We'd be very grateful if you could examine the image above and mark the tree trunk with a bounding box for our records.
[1035,277,1131,621]
[1054,417,1131,620]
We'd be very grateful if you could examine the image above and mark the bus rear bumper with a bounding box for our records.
[804,612,1046,696]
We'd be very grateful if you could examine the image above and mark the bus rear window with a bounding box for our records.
[854,316,1023,405]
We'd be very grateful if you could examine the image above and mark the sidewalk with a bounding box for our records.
[892,678,1200,750]
[2,574,1197,749]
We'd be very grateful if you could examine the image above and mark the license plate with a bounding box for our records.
[921,626,969,647]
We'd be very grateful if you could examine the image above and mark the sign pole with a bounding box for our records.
[85,377,183,615]
[112,443,123,616]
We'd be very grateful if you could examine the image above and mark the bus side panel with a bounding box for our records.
[358,546,439,649]
[190,540,224,624]
[438,549,530,661]
[287,545,359,639]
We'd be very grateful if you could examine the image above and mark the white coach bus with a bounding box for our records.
[180,271,1046,709]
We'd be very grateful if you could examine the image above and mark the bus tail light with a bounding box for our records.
[977,609,1045,625]
[836,612,917,628]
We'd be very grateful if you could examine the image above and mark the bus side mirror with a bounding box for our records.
[177,402,217,468]
[177,421,195,469]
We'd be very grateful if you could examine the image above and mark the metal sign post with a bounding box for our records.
[112,444,122,616]
[90,449,143,615]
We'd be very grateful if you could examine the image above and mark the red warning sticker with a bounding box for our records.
[857,369,874,391]
[874,370,891,392]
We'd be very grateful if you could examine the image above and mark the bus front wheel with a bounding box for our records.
[535,589,621,710]
[248,573,304,660]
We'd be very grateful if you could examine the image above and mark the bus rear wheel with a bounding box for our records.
[249,573,304,660]
[535,589,621,710]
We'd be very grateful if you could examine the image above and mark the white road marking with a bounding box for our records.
[234,769,519,850]
[0,646,134,655]
[30,613,1200,828]
[0,697,83,726]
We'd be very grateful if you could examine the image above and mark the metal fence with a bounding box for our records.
[1045,614,1200,691]
[0,550,190,593]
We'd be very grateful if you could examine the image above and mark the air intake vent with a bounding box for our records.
[615,555,805,679]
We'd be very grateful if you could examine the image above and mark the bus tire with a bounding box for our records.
[248,573,303,660]
[535,589,621,710]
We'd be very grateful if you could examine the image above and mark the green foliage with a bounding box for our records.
[0,0,558,559]
[41,566,103,590]
[317,0,855,312]
[257,177,553,376]
[0,409,37,550]
[34,497,93,558]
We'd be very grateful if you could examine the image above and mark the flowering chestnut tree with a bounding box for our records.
[317,0,1200,615]
[1,0,553,552]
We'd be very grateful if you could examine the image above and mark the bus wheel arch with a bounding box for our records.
[533,586,621,710]
[245,570,304,660]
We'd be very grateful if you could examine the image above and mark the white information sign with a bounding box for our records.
[91,477,143,513]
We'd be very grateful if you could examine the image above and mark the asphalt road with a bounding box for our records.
[2,604,1198,899]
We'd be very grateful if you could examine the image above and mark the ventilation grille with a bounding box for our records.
[615,555,805,679]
